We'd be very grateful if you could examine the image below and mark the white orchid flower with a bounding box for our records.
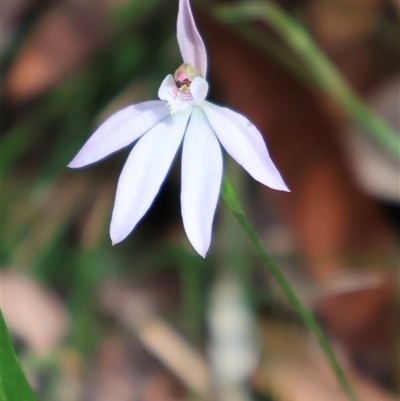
[68,0,289,257]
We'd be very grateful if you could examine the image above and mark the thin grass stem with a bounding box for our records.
[221,177,359,401]
[214,1,399,159]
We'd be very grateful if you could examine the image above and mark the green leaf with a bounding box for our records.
[0,310,37,401]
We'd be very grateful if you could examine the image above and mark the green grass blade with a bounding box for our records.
[214,1,400,159]
[0,310,37,401]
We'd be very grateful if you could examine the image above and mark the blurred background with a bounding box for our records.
[1,0,399,400]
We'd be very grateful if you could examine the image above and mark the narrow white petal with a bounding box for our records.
[201,102,289,191]
[181,107,223,257]
[190,77,209,103]
[110,113,190,244]
[177,0,207,78]
[68,101,169,168]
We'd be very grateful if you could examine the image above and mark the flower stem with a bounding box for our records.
[220,177,359,401]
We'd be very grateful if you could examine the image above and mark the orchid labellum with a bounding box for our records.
[68,0,288,257]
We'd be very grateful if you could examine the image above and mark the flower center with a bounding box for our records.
[171,83,193,101]
[158,64,208,114]
[170,63,202,102]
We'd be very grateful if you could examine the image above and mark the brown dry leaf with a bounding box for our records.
[101,280,211,398]
[1,270,68,356]
[253,320,397,401]
[85,336,185,401]
[4,0,108,102]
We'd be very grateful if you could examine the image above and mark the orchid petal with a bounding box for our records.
[201,102,289,191]
[177,0,207,78]
[110,113,190,244]
[181,107,222,257]
[68,101,169,168]
[158,74,175,103]
[190,77,209,103]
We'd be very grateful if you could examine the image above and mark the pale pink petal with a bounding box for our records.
[110,113,190,244]
[190,77,209,103]
[177,0,207,77]
[201,102,289,191]
[68,101,169,168]
[181,107,222,257]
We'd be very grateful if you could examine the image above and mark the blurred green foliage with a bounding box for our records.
[1,0,398,400]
